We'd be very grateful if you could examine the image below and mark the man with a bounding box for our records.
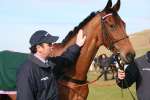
[99,54,110,81]
[16,29,86,100]
[116,51,150,100]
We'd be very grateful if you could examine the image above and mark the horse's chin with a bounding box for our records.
[120,53,135,64]
[121,58,129,64]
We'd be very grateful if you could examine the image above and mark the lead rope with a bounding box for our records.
[124,79,136,100]
[115,54,136,100]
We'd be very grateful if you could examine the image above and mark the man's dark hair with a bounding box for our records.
[30,43,45,54]
[30,45,37,54]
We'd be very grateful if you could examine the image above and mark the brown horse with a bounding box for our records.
[0,0,135,100]
[52,0,135,100]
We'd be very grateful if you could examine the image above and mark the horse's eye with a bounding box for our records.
[110,24,115,28]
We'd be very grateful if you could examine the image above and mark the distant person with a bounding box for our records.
[109,53,118,79]
[93,56,100,71]
[16,29,86,100]
[99,54,110,81]
[116,51,150,100]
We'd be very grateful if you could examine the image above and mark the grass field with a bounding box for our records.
[87,71,137,100]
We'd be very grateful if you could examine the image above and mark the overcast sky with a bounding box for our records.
[0,0,150,52]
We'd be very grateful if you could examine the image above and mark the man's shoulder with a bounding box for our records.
[135,55,145,62]
[134,52,150,68]
[21,56,35,66]
[135,51,150,61]
[17,58,36,74]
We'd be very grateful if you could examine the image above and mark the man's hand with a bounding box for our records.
[117,69,125,80]
[76,29,86,47]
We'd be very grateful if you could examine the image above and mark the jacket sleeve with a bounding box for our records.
[16,65,35,100]
[116,61,139,89]
[61,44,80,64]
[50,44,80,77]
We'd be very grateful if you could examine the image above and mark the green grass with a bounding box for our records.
[87,71,137,100]
[88,84,136,100]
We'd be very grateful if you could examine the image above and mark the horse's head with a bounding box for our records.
[98,0,135,63]
[58,0,135,64]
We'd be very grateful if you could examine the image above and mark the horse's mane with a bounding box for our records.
[62,12,97,44]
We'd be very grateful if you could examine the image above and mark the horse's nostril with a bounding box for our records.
[126,53,135,63]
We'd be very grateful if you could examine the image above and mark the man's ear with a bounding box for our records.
[36,44,43,53]
[36,45,41,49]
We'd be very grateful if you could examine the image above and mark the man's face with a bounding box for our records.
[37,43,53,59]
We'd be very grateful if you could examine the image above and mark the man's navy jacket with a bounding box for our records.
[16,44,80,100]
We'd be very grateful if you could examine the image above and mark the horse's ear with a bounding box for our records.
[112,0,120,12]
[103,0,112,11]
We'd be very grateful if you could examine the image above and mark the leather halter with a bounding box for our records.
[101,13,129,50]
[61,75,87,84]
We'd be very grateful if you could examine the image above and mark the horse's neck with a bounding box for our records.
[53,37,101,81]
[53,15,103,80]
[72,37,100,80]
[70,15,103,80]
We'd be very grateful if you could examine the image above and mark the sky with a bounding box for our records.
[0,0,150,53]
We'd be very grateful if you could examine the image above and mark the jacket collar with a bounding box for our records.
[28,54,55,68]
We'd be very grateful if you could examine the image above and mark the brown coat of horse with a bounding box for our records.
[51,0,135,100]
[0,0,135,100]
